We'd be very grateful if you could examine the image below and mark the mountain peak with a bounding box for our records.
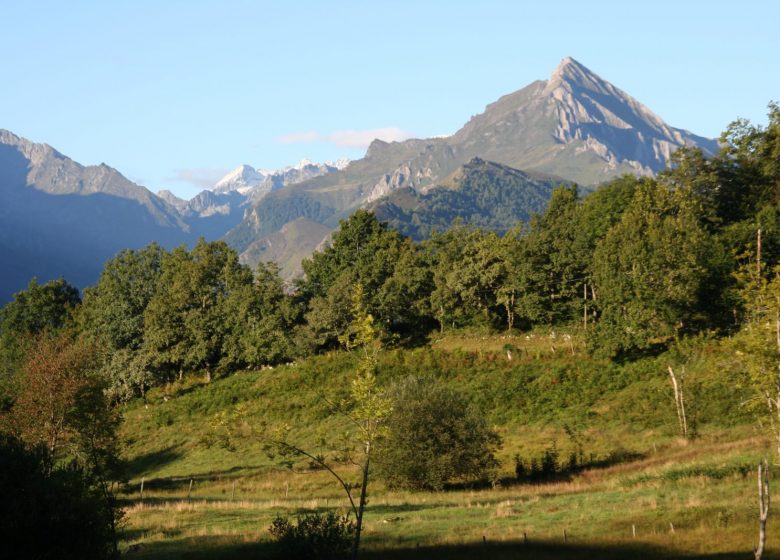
[553,56,584,74]
[546,56,604,93]
[213,164,265,194]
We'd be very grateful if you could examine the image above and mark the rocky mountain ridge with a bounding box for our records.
[0,129,195,301]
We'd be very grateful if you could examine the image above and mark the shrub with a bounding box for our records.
[375,375,501,490]
[269,512,354,560]
[0,435,120,560]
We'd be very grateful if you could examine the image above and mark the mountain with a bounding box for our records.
[226,57,718,274]
[213,159,349,200]
[213,164,266,194]
[1,57,720,295]
[157,159,349,242]
[0,123,349,300]
[371,158,564,240]
[0,129,194,302]
[444,57,718,184]
[240,218,333,278]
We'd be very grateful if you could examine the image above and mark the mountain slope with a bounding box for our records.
[371,158,564,240]
[0,130,194,301]
[227,57,718,272]
[240,217,332,279]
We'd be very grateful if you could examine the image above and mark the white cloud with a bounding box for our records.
[168,168,230,189]
[276,127,415,149]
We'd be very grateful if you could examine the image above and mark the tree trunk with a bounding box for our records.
[583,283,588,330]
[775,309,780,353]
[351,452,370,560]
[755,458,769,560]
[668,366,688,438]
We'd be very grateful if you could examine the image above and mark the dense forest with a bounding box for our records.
[1,105,780,558]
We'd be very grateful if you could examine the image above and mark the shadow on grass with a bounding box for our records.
[122,536,760,560]
[363,540,757,560]
[124,464,266,494]
[122,537,279,559]
[125,446,184,480]
[441,449,647,493]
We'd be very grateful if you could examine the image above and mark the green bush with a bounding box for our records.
[269,512,354,560]
[375,375,501,490]
[0,435,120,560]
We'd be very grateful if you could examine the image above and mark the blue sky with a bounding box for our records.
[2,0,778,198]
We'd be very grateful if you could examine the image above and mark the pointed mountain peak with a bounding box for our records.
[553,56,588,75]
[546,56,604,92]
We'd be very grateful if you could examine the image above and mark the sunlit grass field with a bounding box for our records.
[118,331,776,559]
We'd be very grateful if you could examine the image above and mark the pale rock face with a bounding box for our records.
[540,57,716,176]
[365,164,414,203]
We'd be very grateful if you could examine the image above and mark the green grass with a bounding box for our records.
[118,331,774,559]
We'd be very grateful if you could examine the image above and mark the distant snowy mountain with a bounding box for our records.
[212,159,350,203]
[155,157,349,243]
[213,164,266,195]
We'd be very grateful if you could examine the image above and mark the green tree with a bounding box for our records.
[299,210,411,345]
[495,227,545,331]
[223,283,390,560]
[375,375,501,490]
[143,240,254,382]
[303,272,355,348]
[589,181,716,357]
[78,244,166,401]
[522,185,587,324]
[427,226,506,331]
[0,333,123,556]
[375,239,435,339]
[222,261,299,367]
[718,103,780,214]
[730,263,780,461]
[0,277,80,377]
[79,244,165,352]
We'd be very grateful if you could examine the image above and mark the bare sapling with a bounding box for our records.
[668,366,688,438]
[755,458,769,560]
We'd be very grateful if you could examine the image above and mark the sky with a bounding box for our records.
[2,0,778,199]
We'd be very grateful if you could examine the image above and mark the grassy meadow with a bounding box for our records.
[118,330,776,559]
